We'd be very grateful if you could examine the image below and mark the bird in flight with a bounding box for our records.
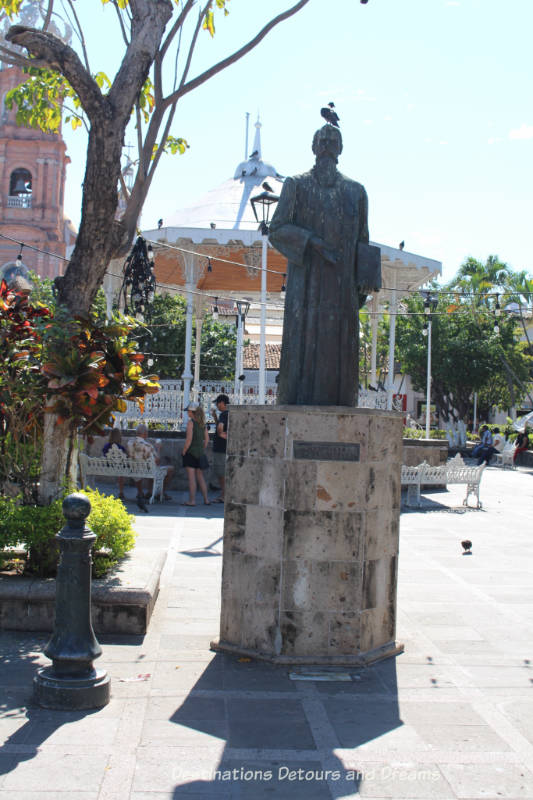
[262,181,274,193]
[320,102,340,128]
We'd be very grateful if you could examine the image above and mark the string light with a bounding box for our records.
[0,232,530,326]
[207,258,213,273]
[281,273,286,294]
[213,297,219,319]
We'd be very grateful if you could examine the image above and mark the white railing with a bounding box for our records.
[7,195,32,208]
[358,388,403,411]
[113,382,399,429]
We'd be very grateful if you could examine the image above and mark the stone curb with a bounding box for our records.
[0,546,166,635]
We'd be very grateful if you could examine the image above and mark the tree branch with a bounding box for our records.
[165,0,311,106]
[42,0,54,31]
[0,43,47,69]
[5,25,103,119]
[176,0,208,94]
[112,0,130,47]
[107,0,172,121]
[160,0,195,62]
[65,0,91,72]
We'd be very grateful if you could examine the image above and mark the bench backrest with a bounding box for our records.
[79,451,158,484]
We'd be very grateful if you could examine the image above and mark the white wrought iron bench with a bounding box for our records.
[493,441,516,469]
[79,451,167,504]
[401,454,485,509]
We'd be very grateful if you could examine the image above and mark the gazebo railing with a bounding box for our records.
[113,382,397,429]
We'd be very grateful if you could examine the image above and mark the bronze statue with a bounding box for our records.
[269,124,380,406]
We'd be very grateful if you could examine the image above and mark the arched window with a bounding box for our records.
[8,168,32,209]
[10,168,32,195]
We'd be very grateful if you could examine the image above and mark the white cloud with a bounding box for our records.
[509,123,533,140]
[488,136,503,145]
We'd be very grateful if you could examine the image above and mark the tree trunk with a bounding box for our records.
[39,414,77,503]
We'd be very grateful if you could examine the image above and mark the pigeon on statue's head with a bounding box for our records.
[320,102,340,128]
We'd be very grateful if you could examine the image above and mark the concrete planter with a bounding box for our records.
[0,546,166,635]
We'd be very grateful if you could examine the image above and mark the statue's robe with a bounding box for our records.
[269,169,369,406]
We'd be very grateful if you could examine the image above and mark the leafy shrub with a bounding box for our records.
[403,427,447,440]
[0,489,136,578]
[83,488,137,577]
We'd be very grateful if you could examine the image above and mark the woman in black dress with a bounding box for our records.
[181,403,210,506]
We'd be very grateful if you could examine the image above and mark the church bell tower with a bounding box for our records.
[0,64,73,283]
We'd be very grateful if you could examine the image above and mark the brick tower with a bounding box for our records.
[0,65,74,283]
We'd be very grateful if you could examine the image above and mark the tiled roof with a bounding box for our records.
[243,343,281,370]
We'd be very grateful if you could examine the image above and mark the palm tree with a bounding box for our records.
[448,255,511,310]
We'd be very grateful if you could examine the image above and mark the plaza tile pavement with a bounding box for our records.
[1,465,533,798]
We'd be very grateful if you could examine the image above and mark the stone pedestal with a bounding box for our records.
[211,406,404,665]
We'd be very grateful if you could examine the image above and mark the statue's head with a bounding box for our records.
[312,125,343,161]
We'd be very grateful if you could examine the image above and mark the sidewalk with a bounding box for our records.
[1,465,533,799]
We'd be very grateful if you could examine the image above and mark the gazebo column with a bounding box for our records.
[370,291,379,387]
[193,314,204,399]
[386,273,398,411]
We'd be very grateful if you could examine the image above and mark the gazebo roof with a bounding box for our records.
[143,116,442,294]
[162,118,284,233]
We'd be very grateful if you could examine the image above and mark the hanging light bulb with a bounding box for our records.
[422,323,428,337]
[147,357,154,367]
[213,297,219,320]
[207,258,213,273]
[147,244,154,262]
[15,249,23,268]
[495,294,501,317]
[281,273,287,293]
[494,323,500,334]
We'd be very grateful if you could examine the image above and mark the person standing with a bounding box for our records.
[211,394,229,503]
[181,403,210,506]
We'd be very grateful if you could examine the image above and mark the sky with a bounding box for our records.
[58,0,533,285]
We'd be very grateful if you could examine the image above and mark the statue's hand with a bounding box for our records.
[310,236,338,264]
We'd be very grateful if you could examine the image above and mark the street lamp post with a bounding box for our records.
[234,300,250,401]
[422,292,438,439]
[250,190,279,404]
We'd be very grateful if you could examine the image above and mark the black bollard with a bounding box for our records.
[33,493,110,709]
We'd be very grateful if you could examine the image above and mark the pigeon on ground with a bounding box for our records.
[320,102,340,128]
